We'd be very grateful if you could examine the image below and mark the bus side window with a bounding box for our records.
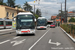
[0,21,3,26]
[6,21,12,26]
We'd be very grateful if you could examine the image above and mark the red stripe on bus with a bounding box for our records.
[0,25,4,26]
[21,31,28,32]
[6,25,12,26]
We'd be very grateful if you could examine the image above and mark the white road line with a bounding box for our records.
[28,29,50,50]
[0,40,10,45]
[11,39,26,46]
[13,36,20,39]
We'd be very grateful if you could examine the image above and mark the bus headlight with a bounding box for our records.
[31,29,35,32]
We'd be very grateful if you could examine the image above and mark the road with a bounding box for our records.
[0,27,75,50]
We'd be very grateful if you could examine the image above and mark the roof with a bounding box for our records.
[38,17,46,19]
[68,11,73,13]
[0,5,25,12]
[51,16,57,19]
[56,19,61,21]
[17,12,33,15]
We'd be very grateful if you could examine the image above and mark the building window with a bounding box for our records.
[12,13,14,17]
[6,12,9,17]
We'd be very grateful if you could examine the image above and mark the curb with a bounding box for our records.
[60,27,75,42]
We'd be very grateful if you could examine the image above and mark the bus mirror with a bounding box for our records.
[35,19,36,22]
[13,18,16,21]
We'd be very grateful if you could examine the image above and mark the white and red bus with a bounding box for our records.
[0,18,12,29]
[12,12,36,35]
[36,17,47,30]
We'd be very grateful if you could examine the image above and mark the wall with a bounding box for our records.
[5,8,17,19]
[0,5,6,18]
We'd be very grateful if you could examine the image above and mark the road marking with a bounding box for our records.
[28,29,50,50]
[0,40,10,45]
[13,36,20,39]
[48,39,61,46]
[11,39,26,46]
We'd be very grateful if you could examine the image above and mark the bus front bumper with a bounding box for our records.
[16,29,35,34]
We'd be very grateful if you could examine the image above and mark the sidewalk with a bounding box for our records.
[0,29,16,35]
[0,29,12,32]
[60,27,75,42]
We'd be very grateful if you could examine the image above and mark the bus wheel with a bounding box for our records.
[16,34,19,36]
[33,34,35,36]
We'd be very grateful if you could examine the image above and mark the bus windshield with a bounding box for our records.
[16,15,35,29]
[37,19,47,26]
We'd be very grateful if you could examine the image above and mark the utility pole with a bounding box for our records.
[34,5,35,15]
[61,3,62,24]
[57,3,63,24]
[65,0,67,23]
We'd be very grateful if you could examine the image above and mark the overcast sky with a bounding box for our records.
[4,0,75,19]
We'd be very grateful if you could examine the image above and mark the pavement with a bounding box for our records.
[60,27,75,42]
[0,29,16,35]
[0,27,75,50]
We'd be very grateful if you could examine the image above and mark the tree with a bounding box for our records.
[0,0,3,3]
[23,2,32,11]
[0,0,3,5]
[7,0,15,8]
[0,0,7,6]
[15,4,21,8]
[34,14,39,19]
[36,9,41,17]
[69,17,75,22]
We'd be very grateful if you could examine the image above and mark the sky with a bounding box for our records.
[4,0,75,20]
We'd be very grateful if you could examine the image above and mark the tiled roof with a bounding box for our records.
[51,16,57,19]
[68,11,73,13]
[0,5,25,12]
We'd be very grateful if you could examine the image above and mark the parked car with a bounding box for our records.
[50,24,55,28]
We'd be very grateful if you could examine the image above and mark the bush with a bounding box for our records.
[61,24,71,33]
[69,17,75,22]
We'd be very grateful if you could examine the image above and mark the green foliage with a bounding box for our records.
[36,9,41,17]
[69,17,75,22]
[34,14,39,19]
[0,0,7,6]
[23,2,32,11]
[61,24,75,33]
[15,5,21,8]
[7,0,15,8]
[61,24,71,33]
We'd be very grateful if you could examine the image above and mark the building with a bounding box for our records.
[51,16,57,20]
[0,5,25,19]
[67,11,75,22]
